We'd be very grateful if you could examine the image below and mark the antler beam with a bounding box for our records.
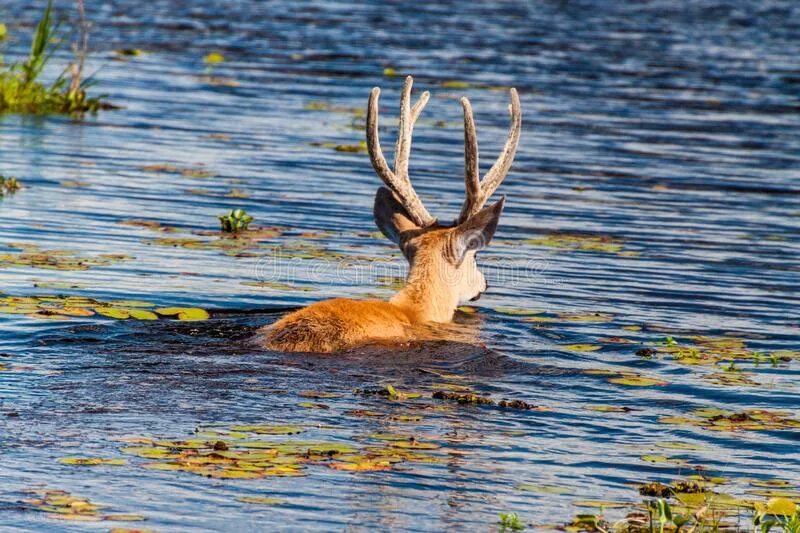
[366,76,436,227]
[458,88,522,223]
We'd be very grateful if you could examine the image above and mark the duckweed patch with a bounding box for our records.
[585,369,669,387]
[116,423,445,480]
[140,163,215,178]
[0,294,208,321]
[0,243,129,271]
[126,217,385,263]
[524,312,614,325]
[659,408,800,432]
[310,140,368,153]
[21,488,144,522]
[522,233,635,256]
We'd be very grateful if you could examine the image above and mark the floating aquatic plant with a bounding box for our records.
[0,243,129,271]
[219,209,254,233]
[22,488,144,522]
[0,293,208,322]
[499,511,525,530]
[0,175,21,196]
[114,422,444,480]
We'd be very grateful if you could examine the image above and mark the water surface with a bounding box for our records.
[1,0,799,531]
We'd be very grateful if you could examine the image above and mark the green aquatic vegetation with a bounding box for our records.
[440,79,510,92]
[303,101,363,115]
[562,343,603,352]
[58,457,127,466]
[198,51,239,86]
[585,369,669,387]
[236,496,286,506]
[564,513,611,532]
[310,140,368,153]
[203,52,225,64]
[723,360,740,373]
[21,488,144,522]
[523,311,613,325]
[673,347,700,360]
[116,423,443,479]
[569,478,800,533]
[0,1,111,115]
[516,483,573,495]
[647,499,679,533]
[115,47,145,57]
[0,175,21,196]
[0,293,208,321]
[704,371,758,387]
[0,243,129,271]
[522,232,636,256]
[499,511,525,530]
[431,389,541,410]
[659,408,800,432]
[636,336,794,377]
[140,163,215,177]
[219,209,254,233]
[662,336,679,347]
[754,498,800,533]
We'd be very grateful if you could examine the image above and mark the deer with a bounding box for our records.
[260,76,521,353]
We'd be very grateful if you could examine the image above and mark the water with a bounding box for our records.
[1,0,799,531]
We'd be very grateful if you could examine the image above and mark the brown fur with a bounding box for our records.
[260,77,518,354]
[260,226,485,353]
[262,298,414,353]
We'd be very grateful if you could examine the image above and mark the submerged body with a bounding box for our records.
[260,208,499,353]
[260,76,520,353]
[262,298,413,352]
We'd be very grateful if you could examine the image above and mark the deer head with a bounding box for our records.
[367,76,522,323]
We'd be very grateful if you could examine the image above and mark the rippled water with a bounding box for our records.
[1,0,799,531]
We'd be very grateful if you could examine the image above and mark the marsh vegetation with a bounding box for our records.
[0,1,111,115]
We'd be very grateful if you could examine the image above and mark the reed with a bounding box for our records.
[0,0,112,115]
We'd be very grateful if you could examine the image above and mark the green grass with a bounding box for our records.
[0,0,112,115]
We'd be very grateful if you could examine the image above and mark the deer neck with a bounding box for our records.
[390,261,458,324]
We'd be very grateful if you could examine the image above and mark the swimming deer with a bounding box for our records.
[261,76,521,353]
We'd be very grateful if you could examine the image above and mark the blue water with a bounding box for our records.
[1,0,798,531]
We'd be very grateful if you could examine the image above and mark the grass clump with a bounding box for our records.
[0,0,112,115]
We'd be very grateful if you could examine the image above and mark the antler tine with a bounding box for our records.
[366,87,394,186]
[395,76,430,183]
[459,96,481,224]
[366,76,435,227]
[457,88,522,223]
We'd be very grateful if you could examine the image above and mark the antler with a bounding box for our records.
[367,76,436,227]
[457,88,521,223]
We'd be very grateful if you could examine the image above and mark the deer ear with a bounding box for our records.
[448,196,505,265]
[373,187,421,245]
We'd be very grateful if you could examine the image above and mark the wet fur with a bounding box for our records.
[261,298,413,352]
[259,206,499,354]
